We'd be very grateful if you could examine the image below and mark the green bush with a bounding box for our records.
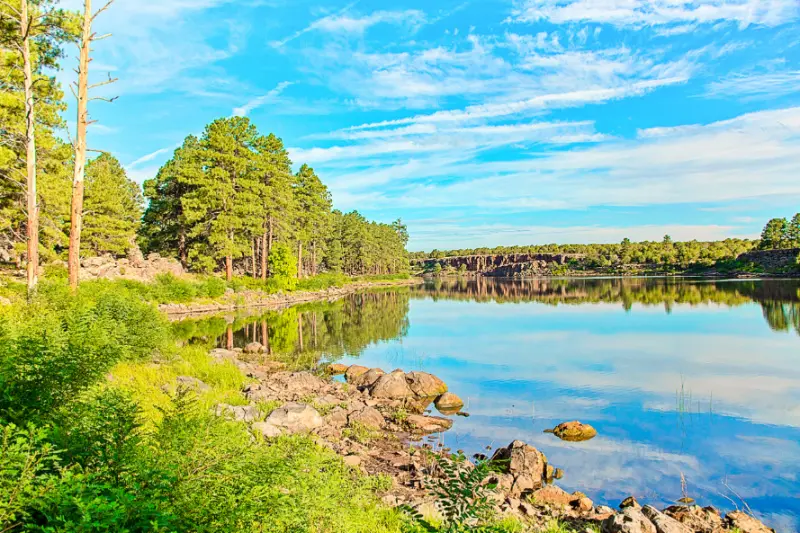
[269,243,298,291]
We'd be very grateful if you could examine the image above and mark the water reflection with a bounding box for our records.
[174,278,800,529]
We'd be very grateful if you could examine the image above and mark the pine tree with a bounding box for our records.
[253,133,293,279]
[180,117,262,279]
[292,164,331,278]
[787,213,800,249]
[760,218,788,250]
[82,153,142,256]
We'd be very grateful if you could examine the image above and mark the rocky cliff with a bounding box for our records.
[412,253,585,277]
[736,248,799,272]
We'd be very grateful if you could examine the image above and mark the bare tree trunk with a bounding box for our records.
[20,0,38,295]
[297,242,303,279]
[311,242,317,277]
[261,226,268,281]
[262,320,270,355]
[226,324,233,350]
[179,226,187,266]
[251,240,256,279]
[225,255,233,281]
[298,313,304,351]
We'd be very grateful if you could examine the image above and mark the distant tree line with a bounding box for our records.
[412,235,757,269]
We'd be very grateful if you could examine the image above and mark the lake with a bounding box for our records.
[178,277,800,531]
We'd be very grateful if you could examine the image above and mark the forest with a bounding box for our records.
[0,0,409,293]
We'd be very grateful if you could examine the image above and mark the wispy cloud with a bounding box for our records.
[507,0,799,28]
[126,147,173,169]
[271,7,426,47]
[232,81,294,117]
[705,69,800,100]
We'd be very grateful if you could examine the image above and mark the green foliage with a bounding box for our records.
[786,214,800,248]
[760,217,789,250]
[83,154,143,257]
[432,263,443,275]
[269,242,298,290]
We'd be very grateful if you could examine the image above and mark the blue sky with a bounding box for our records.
[58,0,800,251]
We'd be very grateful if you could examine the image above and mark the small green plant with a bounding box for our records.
[342,421,380,444]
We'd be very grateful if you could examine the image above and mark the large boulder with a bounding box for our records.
[405,371,447,397]
[549,421,597,442]
[369,372,415,399]
[244,342,264,354]
[642,506,692,533]
[663,506,723,533]
[490,440,548,498]
[724,511,774,533]
[531,485,575,508]
[263,402,323,434]
[326,363,349,375]
[602,507,657,533]
[351,368,385,389]
[345,365,369,382]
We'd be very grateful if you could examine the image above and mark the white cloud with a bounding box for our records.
[126,147,173,169]
[232,81,294,117]
[706,69,800,100]
[508,0,799,28]
[272,8,426,47]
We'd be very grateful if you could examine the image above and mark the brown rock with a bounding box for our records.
[324,407,349,428]
[352,368,386,389]
[348,405,385,429]
[405,371,448,397]
[602,507,657,533]
[326,363,349,375]
[621,497,641,509]
[642,505,692,533]
[531,485,574,507]
[343,455,362,468]
[724,511,774,533]
[550,420,598,442]
[264,402,323,434]
[370,372,415,399]
[434,392,464,411]
[406,414,453,433]
[663,505,723,533]
[345,365,369,382]
[490,440,548,498]
[575,496,594,513]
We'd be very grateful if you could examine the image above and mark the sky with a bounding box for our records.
[56,0,800,251]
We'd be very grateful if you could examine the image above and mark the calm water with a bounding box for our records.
[179,278,800,531]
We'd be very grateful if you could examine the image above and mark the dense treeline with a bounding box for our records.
[760,214,800,250]
[140,118,409,281]
[412,236,757,269]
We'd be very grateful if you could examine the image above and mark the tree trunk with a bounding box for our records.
[311,242,317,277]
[298,313,304,352]
[225,255,233,281]
[226,324,233,350]
[297,242,303,279]
[262,320,270,355]
[251,240,257,279]
[21,0,38,296]
[261,228,268,281]
[68,0,92,291]
[179,226,187,266]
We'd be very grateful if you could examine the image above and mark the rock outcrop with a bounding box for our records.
[489,440,548,498]
[80,252,184,281]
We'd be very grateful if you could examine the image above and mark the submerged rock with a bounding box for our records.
[489,440,548,498]
[405,414,453,433]
[548,421,598,442]
[434,392,464,412]
[326,363,349,375]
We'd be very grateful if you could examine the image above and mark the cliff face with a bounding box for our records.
[736,248,799,272]
[412,253,585,277]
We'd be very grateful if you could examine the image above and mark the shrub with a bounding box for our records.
[269,243,298,291]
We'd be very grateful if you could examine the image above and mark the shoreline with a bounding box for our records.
[159,277,423,317]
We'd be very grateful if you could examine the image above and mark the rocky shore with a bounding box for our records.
[171,345,776,533]
[159,278,422,317]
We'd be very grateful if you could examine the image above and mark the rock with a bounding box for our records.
[244,342,264,354]
[531,485,574,507]
[343,455,362,468]
[724,511,774,533]
[434,392,464,412]
[641,506,692,533]
[214,403,261,422]
[348,405,385,428]
[406,414,453,433]
[405,371,447,397]
[602,507,657,533]
[490,440,548,498]
[663,506,723,533]
[210,348,237,359]
[370,372,415,399]
[575,497,595,513]
[325,407,349,428]
[345,365,369,382]
[554,468,564,479]
[264,402,323,434]
[351,368,385,389]
[252,421,282,438]
[549,421,598,442]
[620,497,640,509]
[326,363,349,375]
